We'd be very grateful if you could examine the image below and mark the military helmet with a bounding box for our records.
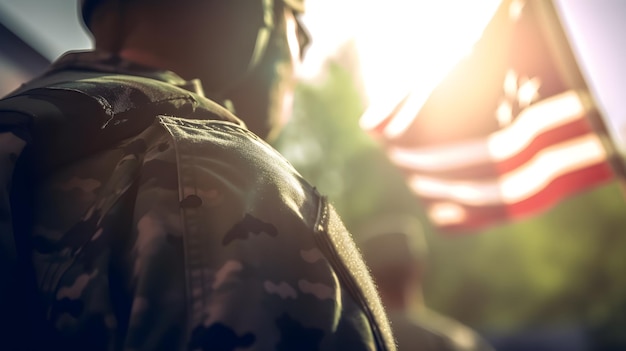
[80,0,305,29]
[355,214,428,268]
[79,0,305,70]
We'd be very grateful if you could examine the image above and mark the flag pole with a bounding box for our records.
[535,0,626,196]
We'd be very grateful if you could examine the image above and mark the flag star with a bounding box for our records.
[503,70,518,99]
[517,76,542,108]
[509,0,526,21]
[496,99,514,127]
[496,69,542,127]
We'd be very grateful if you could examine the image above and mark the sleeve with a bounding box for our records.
[320,199,397,351]
[0,111,34,347]
[0,120,29,294]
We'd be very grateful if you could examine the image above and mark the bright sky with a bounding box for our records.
[301,0,501,105]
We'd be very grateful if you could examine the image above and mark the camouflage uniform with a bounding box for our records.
[0,51,395,351]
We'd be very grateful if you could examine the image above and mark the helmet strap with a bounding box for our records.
[247,0,275,72]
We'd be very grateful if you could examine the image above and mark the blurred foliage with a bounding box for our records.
[275,62,427,228]
[274,57,626,348]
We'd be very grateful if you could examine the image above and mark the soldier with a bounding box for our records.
[356,214,495,351]
[0,0,395,350]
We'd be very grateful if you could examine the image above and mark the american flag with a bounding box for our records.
[361,0,614,232]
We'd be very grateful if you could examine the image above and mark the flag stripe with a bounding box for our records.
[392,116,597,181]
[489,90,587,161]
[386,90,590,174]
[425,162,613,231]
[383,91,430,138]
[407,133,606,206]
[360,94,410,136]
[497,117,593,174]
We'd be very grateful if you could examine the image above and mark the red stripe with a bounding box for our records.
[368,95,410,136]
[496,117,594,174]
[506,161,613,217]
[423,162,613,233]
[389,118,595,181]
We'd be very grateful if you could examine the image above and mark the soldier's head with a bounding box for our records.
[81,0,310,141]
[356,214,428,308]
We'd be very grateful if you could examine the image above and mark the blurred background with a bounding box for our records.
[1,0,625,350]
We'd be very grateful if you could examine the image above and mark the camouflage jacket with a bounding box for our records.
[0,51,395,351]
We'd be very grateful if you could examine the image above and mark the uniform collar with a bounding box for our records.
[48,50,206,96]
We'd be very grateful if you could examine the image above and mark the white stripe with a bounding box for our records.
[388,90,588,172]
[382,91,429,138]
[360,97,403,131]
[489,90,586,160]
[389,138,488,172]
[408,133,606,206]
[428,202,468,227]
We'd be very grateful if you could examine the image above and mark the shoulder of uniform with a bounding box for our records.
[0,73,241,173]
[4,73,242,127]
